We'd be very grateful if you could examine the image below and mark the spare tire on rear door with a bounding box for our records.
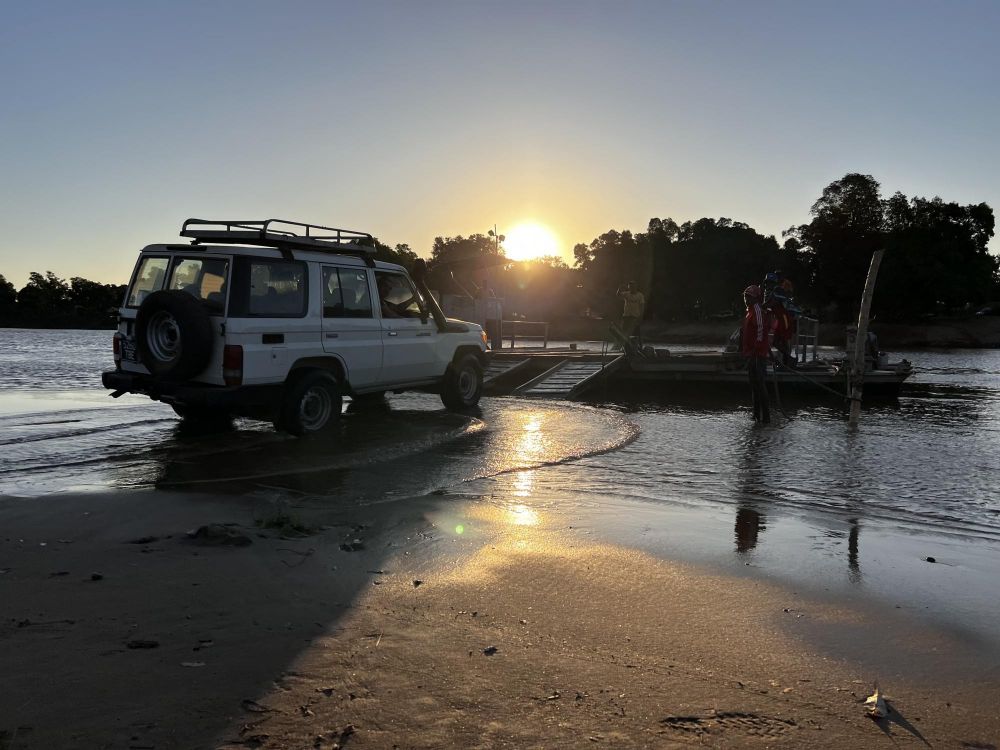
[135,290,214,379]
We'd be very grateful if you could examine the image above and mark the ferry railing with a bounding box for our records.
[503,320,549,349]
[795,316,819,362]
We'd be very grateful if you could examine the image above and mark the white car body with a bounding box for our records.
[103,220,489,434]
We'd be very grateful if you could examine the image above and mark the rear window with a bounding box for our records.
[229,258,308,318]
[168,257,230,314]
[126,256,169,308]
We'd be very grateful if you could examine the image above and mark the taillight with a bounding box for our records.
[113,333,122,366]
[223,345,243,386]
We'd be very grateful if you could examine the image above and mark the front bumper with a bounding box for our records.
[101,370,279,410]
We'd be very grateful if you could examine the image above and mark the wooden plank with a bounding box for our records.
[514,360,568,394]
[569,354,626,398]
[483,357,531,385]
[519,360,611,397]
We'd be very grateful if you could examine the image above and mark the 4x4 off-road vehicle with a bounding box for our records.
[102,219,489,435]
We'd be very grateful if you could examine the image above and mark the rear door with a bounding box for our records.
[321,265,383,387]
[375,271,441,383]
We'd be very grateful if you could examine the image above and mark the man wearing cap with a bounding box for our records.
[741,284,771,424]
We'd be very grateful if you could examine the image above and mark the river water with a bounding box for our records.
[2,328,999,663]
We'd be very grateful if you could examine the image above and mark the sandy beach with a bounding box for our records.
[3,484,999,750]
[3,334,1000,749]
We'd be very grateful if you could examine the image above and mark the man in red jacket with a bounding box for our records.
[741,284,770,423]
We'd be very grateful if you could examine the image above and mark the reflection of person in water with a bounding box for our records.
[735,505,764,553]
[733,425,769,555]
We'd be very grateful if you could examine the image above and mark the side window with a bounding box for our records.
[168,257,230,313]
[375,272,424,319]
[247,260,307,316]
[126,256,169,307]
[324,267,373,318]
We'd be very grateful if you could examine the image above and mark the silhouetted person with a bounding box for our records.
[766,287,795,369]
[866,320,881,369]
[617,281,645,346]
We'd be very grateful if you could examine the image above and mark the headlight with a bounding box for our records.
[481,329,489,347]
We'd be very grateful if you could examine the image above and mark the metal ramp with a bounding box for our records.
[483,358,531,386]
[516,356,624,397]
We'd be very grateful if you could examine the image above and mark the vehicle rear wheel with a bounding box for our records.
[135,290,213,379]
[279,371,342,437]
[440,354,483,410]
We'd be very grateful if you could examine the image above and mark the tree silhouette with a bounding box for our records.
[0,275,16,319]
[879,194,997,319]
[786,173,885,318]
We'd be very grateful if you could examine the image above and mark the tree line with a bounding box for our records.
[0,272,126,329]
[3,173,995,328]
[429,173,997,324]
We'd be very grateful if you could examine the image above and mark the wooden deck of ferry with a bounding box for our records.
[484,343,912,400]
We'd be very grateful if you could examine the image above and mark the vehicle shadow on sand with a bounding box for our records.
[0,415,485,749]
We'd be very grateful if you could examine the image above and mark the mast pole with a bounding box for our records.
[848,249,885,428]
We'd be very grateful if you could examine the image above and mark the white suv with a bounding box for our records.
[102,219,489,435]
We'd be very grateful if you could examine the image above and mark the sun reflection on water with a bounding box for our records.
[515,413,546,461]
[512,470,534,497]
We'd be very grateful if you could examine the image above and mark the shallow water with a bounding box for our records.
[2,328,999,656]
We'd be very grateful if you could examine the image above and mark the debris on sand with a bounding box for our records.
[187,524,253,547]
[125,639,160,649]
[340,540,365,552]
[127,535,162,545]
[413,580,423,587]
[864,683,888,719]
[483,646,498,656]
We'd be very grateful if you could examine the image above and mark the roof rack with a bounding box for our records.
[180,219,377,264]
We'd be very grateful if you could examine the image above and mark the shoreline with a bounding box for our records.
[2,487,998,748]
[5,317,1000,348]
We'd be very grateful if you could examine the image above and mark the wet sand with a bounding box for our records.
[2,487,998,749]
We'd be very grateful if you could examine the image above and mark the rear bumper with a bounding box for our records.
[101,370,279,410]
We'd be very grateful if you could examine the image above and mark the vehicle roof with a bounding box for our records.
[139,243,407,273]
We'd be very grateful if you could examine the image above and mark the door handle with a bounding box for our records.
[325,333,338,339]
[387,331,398,337]
[416,331,431,337]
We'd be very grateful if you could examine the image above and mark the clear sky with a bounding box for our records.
[1,0,997,286]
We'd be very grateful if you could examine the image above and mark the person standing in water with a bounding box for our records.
[741,284,771,424]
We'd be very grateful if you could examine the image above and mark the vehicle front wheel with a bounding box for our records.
[279,371,343,437]
[440,355,483,410]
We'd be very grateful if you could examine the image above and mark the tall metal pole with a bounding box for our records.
[848,249,885,428]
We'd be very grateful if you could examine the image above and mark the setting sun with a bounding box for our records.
[504,222,560,262]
